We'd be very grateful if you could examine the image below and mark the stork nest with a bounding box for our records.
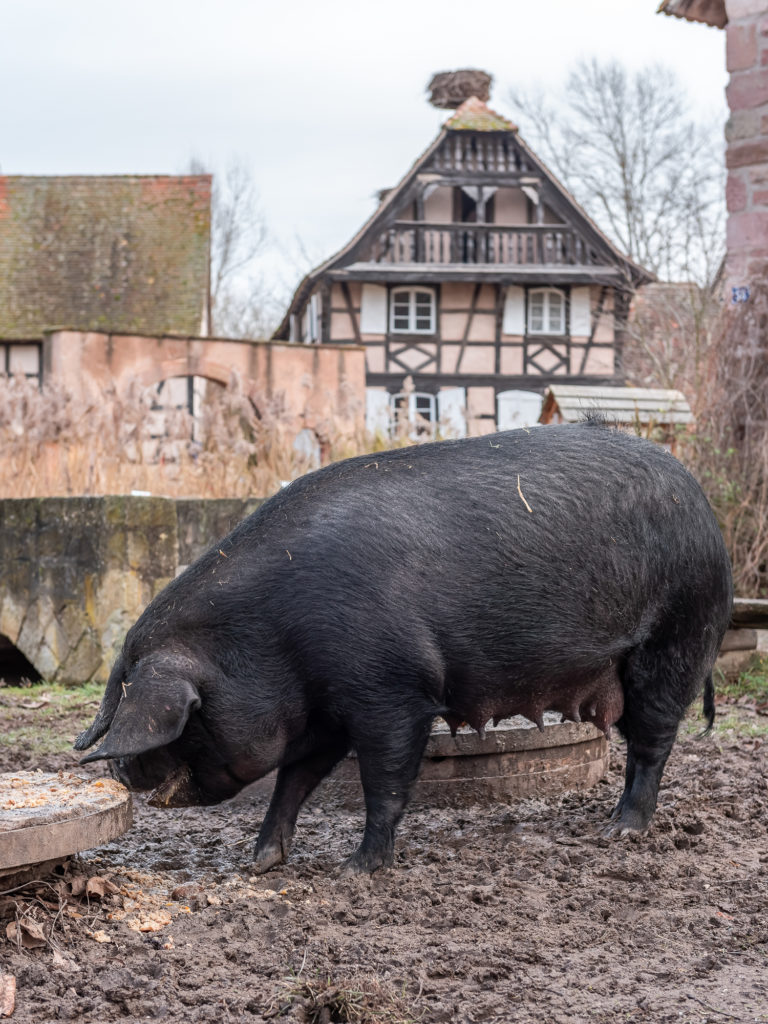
[427,70,493,109]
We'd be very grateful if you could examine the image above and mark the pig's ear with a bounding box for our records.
[79,676,201,764]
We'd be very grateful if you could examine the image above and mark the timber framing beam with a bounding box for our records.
[328,266,623,286]
[365,372,623,392]
[417,173,542,189]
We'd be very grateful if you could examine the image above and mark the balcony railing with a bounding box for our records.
[370,222,598,267]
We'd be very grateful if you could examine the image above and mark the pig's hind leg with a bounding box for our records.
[341,709,435,875]
[607,638,707,835]
[253,736,350,873]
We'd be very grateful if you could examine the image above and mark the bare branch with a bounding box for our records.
[509,59,725,284]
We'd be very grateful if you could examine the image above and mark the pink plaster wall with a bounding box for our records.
[494,188,528,225]
[423,186,453,222]
[44,330,366,441]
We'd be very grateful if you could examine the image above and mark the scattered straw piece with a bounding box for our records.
[517,474,533,514]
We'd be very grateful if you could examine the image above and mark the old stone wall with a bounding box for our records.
[0,496,263,685]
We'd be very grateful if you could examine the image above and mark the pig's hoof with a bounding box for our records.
[252,842,286,874]
[338,850,391,876]
[601,808,650,838]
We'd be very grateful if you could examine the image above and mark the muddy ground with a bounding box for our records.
[1,690,767,1024]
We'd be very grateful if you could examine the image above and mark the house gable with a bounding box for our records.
[276,93,653,437]
[277,98,650,339]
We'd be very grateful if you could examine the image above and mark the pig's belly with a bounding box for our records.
[443,663,624,736]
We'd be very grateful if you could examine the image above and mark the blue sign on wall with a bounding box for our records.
[732,286,750,304]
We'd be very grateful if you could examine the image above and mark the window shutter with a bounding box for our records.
[365,388,391,437]
[570,287,592,336]
[497,390,543,431]
[502,286,525,335]
[360,284,388,334]
[437,387,467,438]
[309,294,320,342]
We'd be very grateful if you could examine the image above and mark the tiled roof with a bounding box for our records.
[444,96,517,133]
[656,0,726,28]
[0,175,211,339]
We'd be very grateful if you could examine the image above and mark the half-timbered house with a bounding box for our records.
[276,94,653,437]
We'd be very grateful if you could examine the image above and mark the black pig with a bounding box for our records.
[75,423,732,873]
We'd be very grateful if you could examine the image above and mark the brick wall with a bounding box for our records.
[725,1,768,286]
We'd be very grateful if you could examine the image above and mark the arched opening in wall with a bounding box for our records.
[148,375,227,443]
[0,634,42,685]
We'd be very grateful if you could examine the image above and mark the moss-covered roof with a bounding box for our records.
[444,96,517,132]
[0,175,211,339]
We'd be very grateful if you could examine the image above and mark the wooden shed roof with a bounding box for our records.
[540,385,693,425]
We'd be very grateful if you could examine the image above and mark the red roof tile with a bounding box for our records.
[444,96,517,133]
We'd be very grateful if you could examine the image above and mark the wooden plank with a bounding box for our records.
[365,371,621,390]
[320,282,331,344]
[456,282,482,373]
[720,629,758,653]
[329,267,622,285]
[613,288,631,375]
[494,283,504,375]
[0,772,132,873]
[732,598,768,629]
[340,282,362,345]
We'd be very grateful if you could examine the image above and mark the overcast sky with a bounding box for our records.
[1,0,727,304]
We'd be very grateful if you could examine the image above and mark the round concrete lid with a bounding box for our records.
[0,771,132,875]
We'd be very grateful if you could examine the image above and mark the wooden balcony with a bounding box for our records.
[371,221,600,267]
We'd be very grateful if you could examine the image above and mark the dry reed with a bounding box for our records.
[0,374,355,499]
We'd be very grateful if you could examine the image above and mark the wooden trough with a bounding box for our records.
[315,714,610,809]
[0,771,132,887]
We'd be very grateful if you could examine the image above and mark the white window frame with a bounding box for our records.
[528,288,566,335]
[1,342,42,386]
[389,287,436,334]
[150,374,218,442]
[390,391,437,439]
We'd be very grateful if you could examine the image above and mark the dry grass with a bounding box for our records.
[626,269,768,597]
[677,274,768,597]
[0,373,400,500]
[267,975,422,1024]
[0,371,467,500]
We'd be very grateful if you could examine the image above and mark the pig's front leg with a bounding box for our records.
[253,737,350,873]
[341,714,433,875]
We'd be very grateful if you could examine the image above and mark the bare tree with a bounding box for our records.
[190,157,279,338]
[509,59,725,285]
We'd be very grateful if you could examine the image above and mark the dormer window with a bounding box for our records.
[528,288,565,335]
[390,288,436,333]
